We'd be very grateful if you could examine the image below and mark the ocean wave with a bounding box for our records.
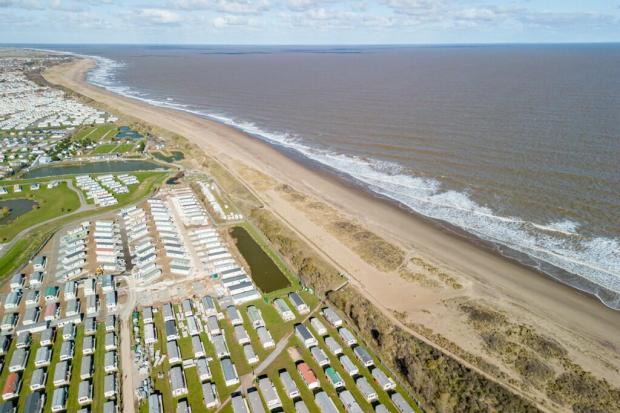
[83,55,620,305]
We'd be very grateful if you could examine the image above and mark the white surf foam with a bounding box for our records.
[84,55,620,303]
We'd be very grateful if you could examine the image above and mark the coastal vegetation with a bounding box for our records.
[275,183,405,272]
[457,300,620,413]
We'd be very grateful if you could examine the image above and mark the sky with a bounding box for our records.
[1,0,620,44]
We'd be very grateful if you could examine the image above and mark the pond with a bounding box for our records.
[152,151,185,163]
[0,199,38,225]
[231,226,291,293]
[23,160,165,178]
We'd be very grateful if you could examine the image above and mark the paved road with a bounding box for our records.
[119,275,138,413]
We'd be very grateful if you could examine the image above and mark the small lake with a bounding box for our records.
[231,226,291,293]
[0,199,38,225]
[152,151,185,163]
[23,160,165,178]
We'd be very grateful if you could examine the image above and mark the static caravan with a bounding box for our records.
[40,328,54,346]
[9,348,28,372]
[273,299,295,321]
[325,336,343,356]
[339,390,363,413]
[78,380,93,405]
[144,323,157,345]
[311,346,330,367]
[201,296,217,316]
[353,346,374,367]
[84,317,96,336]
[257,327,275,349]
[295,324,317,348]
[169,367,188,397]
[258,377,282,410]
[15,332,31,349]
[191,335,205,358]
[202,382,219,409]
[339,355,359,377]
[234,325,250,345]
[104,351,117,373]
[231,394,249,413]
[2,372,21,401]
[142,307,154,324]
[59,341,74,361]
[288,292,309,314]
[372,368,396,391]
[166,340,181,364]
[83,336,96,355]
[212,334,230,359]
[279,370,300,400]
[34,346,51,367]
[221,358,239,387]
[243,344,259,365]
[295,401,310,413]
[104,374,116,398]
[296,363,319,390]
[322,307,343,328]
[314,391,338,413]
[246,306,264,328]
[226,306,243,326]
[356,377,378,402]
[186,316,200,336]
[338,328,357,347]
[206,316,220,336]
[196,357,212,382]
[105,332,117,351]
[81,355,93,379]
[29,368,46,391]
[165,320,179,341]
[51,387,68,412]
[53,361,70,386]
[391,393,415,413]
[325,367,344,389]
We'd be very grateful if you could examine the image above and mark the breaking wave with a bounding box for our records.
[85,54,620,309]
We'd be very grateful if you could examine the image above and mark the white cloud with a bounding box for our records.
[285,0,335,11]
[212,14,255,28]
[217,0,269,14]
[139,8,183,25]
[170,0,270,14]
[0,0,43,10]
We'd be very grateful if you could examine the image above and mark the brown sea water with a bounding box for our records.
[43,44,620,308]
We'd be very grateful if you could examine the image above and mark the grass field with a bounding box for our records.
[91,143,119,154]
[72,124,117,142]
[43,330,65,413]
[92,324,107,412]
[116,143,136,153]
[66,326,86,411]
[0,181,80,242]
[90,142,137,155]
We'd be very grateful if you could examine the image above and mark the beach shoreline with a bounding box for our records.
[44,57,620,397]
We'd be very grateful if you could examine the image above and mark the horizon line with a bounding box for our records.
[2,41,620,47]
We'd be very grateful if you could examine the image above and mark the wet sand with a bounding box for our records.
[44,58,620,396]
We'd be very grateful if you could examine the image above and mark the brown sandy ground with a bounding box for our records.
[42,58,620,412]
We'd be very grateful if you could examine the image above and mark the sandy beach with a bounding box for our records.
[45,58,620,408]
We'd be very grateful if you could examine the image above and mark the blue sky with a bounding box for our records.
[2,0,619,44]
